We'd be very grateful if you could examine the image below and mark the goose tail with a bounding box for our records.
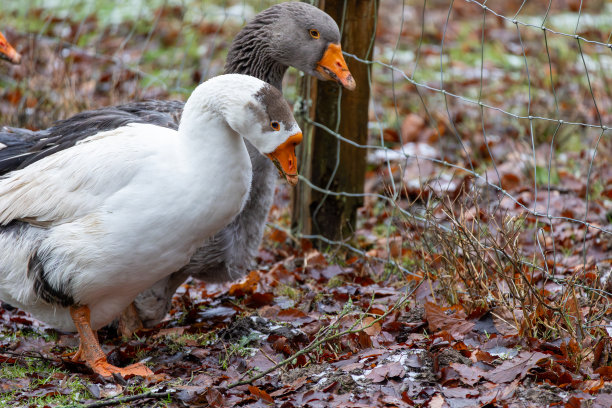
[0,128,46,174]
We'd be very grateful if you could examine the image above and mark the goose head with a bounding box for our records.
[185,74,302,185]
[267,3,355,89]
[226,3,355,91]
[0,31,21,64]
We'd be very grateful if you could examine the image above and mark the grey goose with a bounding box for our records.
[0,2,355,331]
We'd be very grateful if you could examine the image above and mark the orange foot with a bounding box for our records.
[70,342,84,362]
[90,359,153,378]
[69,305,154,379]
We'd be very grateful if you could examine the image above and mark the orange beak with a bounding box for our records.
[266,132,302,186]
[0,31,21,64]
[316,43,356,91]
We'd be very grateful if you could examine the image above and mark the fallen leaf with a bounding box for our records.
[269,376,308,397]
[594,366,612,380]
[229,270,260,297]
[425,302,475,338]
[449,362,485,386]
[500,172,521,191]
[277,308,308,321]
[269,228,288,243]
[583,379,605,393]
[365,362,406,382]
[441,387,479,398]
[245,292,275,307]
[248,385,274,403]
[593,393,612,408]
[320,265,346,280]
[482,351,550,384]
[153,327,186,339]
[206,387,225,408]
[566,396,583,408]
[305,250,327,268]
[401,113,426,141]
[360,316,382,337]
[428,393,446,408]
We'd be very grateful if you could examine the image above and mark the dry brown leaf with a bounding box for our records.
[491,308,521,336]
[305,250,328,268]
[365,362,406,382]
[500,172,521,191]
[228,270,260,297]
[583,379,605,394]
[425,302,475,338]
[153,326,186,339]
[565,396,582,408]
[442,387,479,398]
[277,308,308,321]
[401,113,426,141]
[482,351,550,384]
[429,393,446,408]
[269,228,288,243]
[594,366,612,380]
[269,376,308,397]
[205,387,225,408]
[248,385,274,403]
[449,362,485,386]
[360,316,382,337]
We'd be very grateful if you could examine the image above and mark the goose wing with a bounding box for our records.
[0,123,167,227]
[0,100,184,175]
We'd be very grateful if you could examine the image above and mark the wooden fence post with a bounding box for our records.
[292,0,377,243]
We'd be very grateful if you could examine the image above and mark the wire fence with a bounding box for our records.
[0,0,611,338]
[295,0,612,341]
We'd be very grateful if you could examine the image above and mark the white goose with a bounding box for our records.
[0,3,355,330]
[0,74,302,378]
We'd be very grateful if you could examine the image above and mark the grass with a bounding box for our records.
[0,357,91,407]
[219,333,260,370]
[275,283,302,302]
[161,332,217,353]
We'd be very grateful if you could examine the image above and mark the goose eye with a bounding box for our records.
[270,121,280,131]
[309,29,320,39]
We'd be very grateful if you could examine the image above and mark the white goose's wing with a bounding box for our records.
[0,123,172,227]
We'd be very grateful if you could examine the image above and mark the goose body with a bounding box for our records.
[0,122,250,331]
[0,74,301,376]
[0,2,355,329]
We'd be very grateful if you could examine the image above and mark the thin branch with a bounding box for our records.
[226,290,414,389]
[80,391,172,408]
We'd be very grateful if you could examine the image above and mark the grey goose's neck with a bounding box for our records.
[224,9,287,91]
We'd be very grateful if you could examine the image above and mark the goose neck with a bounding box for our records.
[225,31,287,91]
[177,109,236,153]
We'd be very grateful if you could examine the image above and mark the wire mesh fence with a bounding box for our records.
[0,0,611,343]
[294,0,612,344]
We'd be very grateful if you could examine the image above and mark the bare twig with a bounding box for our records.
[226,289,415,389]
[79,391,172,408]
[0,350,59,364]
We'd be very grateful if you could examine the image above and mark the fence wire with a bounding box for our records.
[0,0,610,336]
[295,0,612,336]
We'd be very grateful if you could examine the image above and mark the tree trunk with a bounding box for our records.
[292,0,376,243]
